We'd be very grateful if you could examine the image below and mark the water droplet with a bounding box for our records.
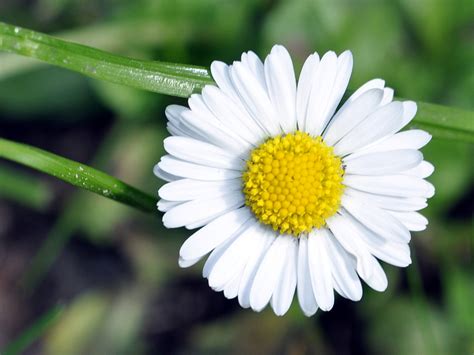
[78,166,84,171]
[14,27,21,34]
[103,189,110,195]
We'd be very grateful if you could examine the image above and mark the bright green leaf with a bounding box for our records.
[0,137,156,213]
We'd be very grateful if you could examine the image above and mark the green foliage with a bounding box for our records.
[0,1,472,354]
[0,22,214,98]
[2,305,64,355]
[0,137,156,212]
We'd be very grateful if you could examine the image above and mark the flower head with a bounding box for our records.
[154,45,434,316]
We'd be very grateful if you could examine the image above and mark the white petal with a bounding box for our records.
[346,79,385,102]
[208,221,262,290]
[296,235,318,316]
[223,271,243,299]
[362,257,388,292]
[159,178,241,202]
[344,130,431,160]
[344,149,423,175]
[241,51,267,89]
[230,61,281,136]
[271,236,297,316]
[304,51,338,135]
[264,45,297,133]
[388,211,428,231]
[158,155,242,181]
[157,199,182,212]
[238,227,274,308]
[323,88,384,146]
[401,101,417,127]
[380,87,394,106]
[334,101,404,156]
[249,235,290,312]
[326,214,373,279]
[180,108,248,156]
[153,164,180,182]
[307,229,335,311]
[325,231,363,301]
[344,187,427,211]
[402,161,435,178]
[210,61,240,101]
[164,136,244,170]
[311,50,353,136]
[341,211,412,267]
[201,85,265,144]
[165,105,203,140]
[343,174,435,198]
[203,228,243,278]
[178,255,202,268]
[341,194,411,243]
[163,192,244,228]
[165,104,187,123]
[296,53,320,130]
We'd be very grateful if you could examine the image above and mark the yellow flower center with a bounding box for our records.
[242,131,345,236]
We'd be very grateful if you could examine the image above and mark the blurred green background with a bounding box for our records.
[0,0,472,354]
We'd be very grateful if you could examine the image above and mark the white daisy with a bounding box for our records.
[154,45,435,316]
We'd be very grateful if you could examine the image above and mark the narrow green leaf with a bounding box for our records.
[0,19,193,80]
[0,165,51,209]
[2,305,64,355]
[0,21,213,97]
[408,102,474,142]
[0,21,472,141]
[0,137,156,213]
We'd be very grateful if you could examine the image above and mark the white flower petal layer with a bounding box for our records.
[344,149,423,175]
[163,192,244,228]
[158,155,242,181]
[249,235,290,312]
[297,235,319,316]
[271,236,298,316]
[159,178,242,202]
[308,229,334,311]
[164,136,245,170]
[155,44,434,317]
[264,45,297,133]
[179,207,252,261]
[334,101,404,156]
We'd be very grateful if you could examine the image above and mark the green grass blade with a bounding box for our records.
[0,21,213,97]
[0,165,51,209]
[409,102,474,142]
[0,137,156,213]
[2,305,64,355]
[0,21,472,140]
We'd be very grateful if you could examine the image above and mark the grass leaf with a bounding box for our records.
[2,305,64,355]
[0,137,156,213]
[0,21,213,97]
[1,21,472,141]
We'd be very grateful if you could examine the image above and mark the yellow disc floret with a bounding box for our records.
[242,131,344,236]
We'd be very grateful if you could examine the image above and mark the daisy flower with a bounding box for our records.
[154,45,435,316]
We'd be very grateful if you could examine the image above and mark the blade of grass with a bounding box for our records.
[0,21,213,98]
[20,121,136,291]
[0,21,472,142]
[0,19,193,80]
[407,248,440,355]
[0,137,156,213]
[0,165,52,210]
[2,305,64,355]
